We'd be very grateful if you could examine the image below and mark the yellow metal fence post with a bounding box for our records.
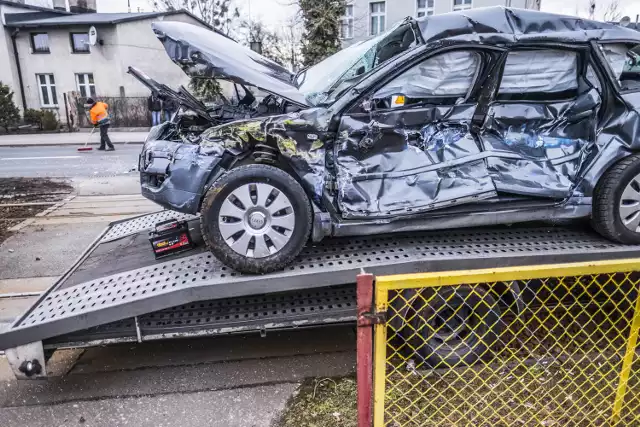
[373,283,389,427]
[611,282,640,425]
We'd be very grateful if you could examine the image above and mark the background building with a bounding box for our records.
[0,0,209,127]
[340,0,542,45]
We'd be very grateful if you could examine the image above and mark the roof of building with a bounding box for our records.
[417,7,640,45]
[4,9,206,28]
[0,0,69,14]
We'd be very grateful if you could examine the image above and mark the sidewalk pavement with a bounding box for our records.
[0,131,149,147]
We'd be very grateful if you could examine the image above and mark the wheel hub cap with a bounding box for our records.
[619,175,640,232]
[248,212,266,230]
[218,183,296,259]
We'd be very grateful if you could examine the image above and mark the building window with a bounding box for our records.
[453,0,472,11]
[76,73,96,98]
[417,0,434,17]
[70,32,90,53]
[340,5,354,39]
[370,1,385,36]
[30,33,50,53]
[37,74,58,107]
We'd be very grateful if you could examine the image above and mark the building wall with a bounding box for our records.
[0,2,40,112]
[344,0,537,46]
[115,15,208,99]
[13,13,207,123]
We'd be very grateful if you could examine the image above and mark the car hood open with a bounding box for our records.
[151,21,310,108]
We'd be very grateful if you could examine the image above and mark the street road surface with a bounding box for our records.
[0,146,141,178]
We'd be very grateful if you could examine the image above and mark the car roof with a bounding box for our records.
[417,7,640,46]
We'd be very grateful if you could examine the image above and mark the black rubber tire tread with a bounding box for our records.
[405,286,502,368]
[200,164,312,274]
[592,154,640,244]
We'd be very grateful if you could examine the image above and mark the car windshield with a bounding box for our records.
[297,20,419,106]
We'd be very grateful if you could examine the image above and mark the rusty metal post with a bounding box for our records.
[357,272,375,427]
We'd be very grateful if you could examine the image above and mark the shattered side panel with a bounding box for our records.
[335,106,497,218]
[480,89,600,199]
[574,90,640,195]
[198,108,334,205]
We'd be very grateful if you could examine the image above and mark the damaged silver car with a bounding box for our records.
[136,7,640,274]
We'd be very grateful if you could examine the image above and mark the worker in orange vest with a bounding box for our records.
[86,98,114,151]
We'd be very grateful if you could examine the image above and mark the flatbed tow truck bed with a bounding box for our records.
[2,211,640,377]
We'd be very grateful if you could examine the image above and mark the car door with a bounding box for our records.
[334,48,498,219]
[479,47,601,199]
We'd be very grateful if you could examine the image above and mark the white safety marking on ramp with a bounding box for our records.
[0,156,83,160]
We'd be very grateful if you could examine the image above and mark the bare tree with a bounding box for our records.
[603,0,622,22]
[278,16,304,71]
[239,16,303,71]
[151,0,239,34]
[585,0,622,22]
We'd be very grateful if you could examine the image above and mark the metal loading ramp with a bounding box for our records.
[2,211,640,352]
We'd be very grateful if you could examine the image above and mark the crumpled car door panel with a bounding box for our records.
[335,105,496,218]
[481,91,599,198]
[479,48,601,199]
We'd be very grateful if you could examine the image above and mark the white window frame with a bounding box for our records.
[416,0,434,18]
[36,73,58,107]
[369,1,386,36]
[340,4,354,40]
[75,73,96,98]
[453,0,472,11]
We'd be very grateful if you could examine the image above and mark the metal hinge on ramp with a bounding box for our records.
[357,311,386,326]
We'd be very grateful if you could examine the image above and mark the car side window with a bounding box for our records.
[498,49,579,101]
[599,43,640,92]
[372,50,481,108]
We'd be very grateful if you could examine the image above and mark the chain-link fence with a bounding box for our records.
[76,97,151,128]
[372,260,640,426]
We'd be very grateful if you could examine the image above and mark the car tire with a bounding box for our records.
[404,286,502,367]
[593,154,640,244]
[200,164,312,274]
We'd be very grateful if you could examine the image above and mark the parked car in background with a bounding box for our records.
[135,7,640,274]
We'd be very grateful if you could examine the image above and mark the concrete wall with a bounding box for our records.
[12,13,208,123]
[0,2,40,112]
[344,0,537,46]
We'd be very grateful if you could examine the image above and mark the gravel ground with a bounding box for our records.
[0,178,73,245]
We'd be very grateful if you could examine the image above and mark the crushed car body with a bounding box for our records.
[134,7,640,273]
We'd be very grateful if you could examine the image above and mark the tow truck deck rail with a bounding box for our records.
[1,211,639,377]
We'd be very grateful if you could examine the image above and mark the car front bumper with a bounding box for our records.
[139,139,222,214]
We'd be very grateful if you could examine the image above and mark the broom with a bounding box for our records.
[78,126,96,152]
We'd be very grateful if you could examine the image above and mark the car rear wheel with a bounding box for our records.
[200,164,312,274]
[593,154,640,244]
[404,286,502,367]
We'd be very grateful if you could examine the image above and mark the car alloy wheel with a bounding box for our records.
[618,173,640,232]
[218,183,295,258]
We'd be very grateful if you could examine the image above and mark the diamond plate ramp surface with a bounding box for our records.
[101,211,198,243]
[2,223,640,350]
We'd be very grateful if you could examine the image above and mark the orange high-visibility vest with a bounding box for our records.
[89,102,109,125]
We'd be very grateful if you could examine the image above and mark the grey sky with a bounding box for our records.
[97,0,640,25]
[97,0,298,28]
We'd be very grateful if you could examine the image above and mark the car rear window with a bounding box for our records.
[498,49,578,100]
[600,43,640,91]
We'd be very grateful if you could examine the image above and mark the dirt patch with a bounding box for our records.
[0,178,74,245]
[276,377,357,427]
[0,177,73,204]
